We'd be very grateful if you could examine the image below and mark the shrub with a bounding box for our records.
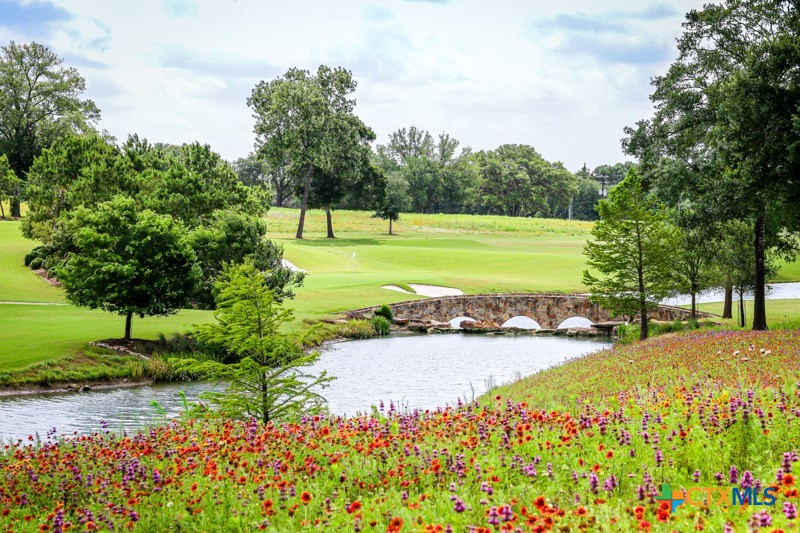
[24,247,45,267]
[337,320,376,340]
[374,304,393,321]
[28,257,44,270]
[371,316,390,336]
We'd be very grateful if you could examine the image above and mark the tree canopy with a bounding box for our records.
[583,170,681,340]
[248,66,375,239]
[0,41,100,216]
[624,0,800,330]
[55,196,201,341]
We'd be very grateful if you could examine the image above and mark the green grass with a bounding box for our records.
[0,304,213,370]
[691,298,800,327]
[268,208,595,322]
[0,222,64,303]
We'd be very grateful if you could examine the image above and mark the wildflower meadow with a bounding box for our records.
[2,329,800,532]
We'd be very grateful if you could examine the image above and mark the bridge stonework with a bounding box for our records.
[347,294,711,329]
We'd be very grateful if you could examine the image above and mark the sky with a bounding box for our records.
[0,0,706,171]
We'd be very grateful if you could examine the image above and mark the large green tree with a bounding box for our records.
[248,66,374,239]
[473,145,576,218]
[55,196,201,341]
[375,127,475,214]
[0,41,100,216]
[624,0,800,330]
[583,170,680,340]
[195,262,332,424]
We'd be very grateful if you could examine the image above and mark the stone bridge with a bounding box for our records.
[347,293,713,330]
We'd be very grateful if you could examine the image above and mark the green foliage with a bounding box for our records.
[374,304,393,321]
[56,196,201,340]
[336,319,376,340]
[0,41,100,217]
[473,144,576,218]
[233,152,293,207]
[188,210,304,308]
[370,316,390,336]
[0,154,21,218]
[28,257,44,270]
[583,169,680,340]
[23,134,136,245]
[624,0,800,330]
[138,142,268,227]
[373,172,410,234]
[194,262,333,423]
[23,246,46,267]
[375,126,475,215]
[248,65,376,239]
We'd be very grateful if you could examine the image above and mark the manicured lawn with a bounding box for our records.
[0,304,214,370]
[692,298,800,327]
[0,222,64,303]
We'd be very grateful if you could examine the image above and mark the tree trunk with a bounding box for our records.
[124,312,133,341]
[389,218,393,235]
[752,214,768,330]
[295,165,312,239]
[325,206,335,238]
[723,284,733,319]
[10,197,21,218]
[739,294,745,328]
[0,201,5,219]
[639,299,648,341]
[690,290,696,321]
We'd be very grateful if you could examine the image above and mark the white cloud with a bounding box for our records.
[11,0,706,170]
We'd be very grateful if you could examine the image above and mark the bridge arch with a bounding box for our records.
[501,316,541,329]
[556,317,593,329]
[449,316,476,329]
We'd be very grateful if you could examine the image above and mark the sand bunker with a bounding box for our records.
[281,259,307,273]
[381,284,464,297]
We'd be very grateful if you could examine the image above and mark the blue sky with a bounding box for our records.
[0,0,705,170]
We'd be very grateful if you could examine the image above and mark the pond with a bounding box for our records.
[662,281,800,306]
[0,334,610,442]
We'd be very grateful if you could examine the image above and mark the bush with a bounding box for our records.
[371,316,390,336]
[28,257,44,270]
[24,246,46,267]
[337,320,376,340]
[374,304,393,321]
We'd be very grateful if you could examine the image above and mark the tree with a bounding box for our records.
[248,66,373,239]
[583,170,681,340]
[188,210,304,308]
[673,211,719,320]
[233,152,294,207]
[570,165,601,221]
[0,154,21,219]
[139,142,267,227]
[55,196,201,341]
[473,145,576,218]
[374,172,411,235]
[375,127,475,214]
[0,41,100,217]
[717,220,779,327]
[195,262,332,424]
[624,0,800,330]
[591,162,636,197]
[22,134,136,246]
